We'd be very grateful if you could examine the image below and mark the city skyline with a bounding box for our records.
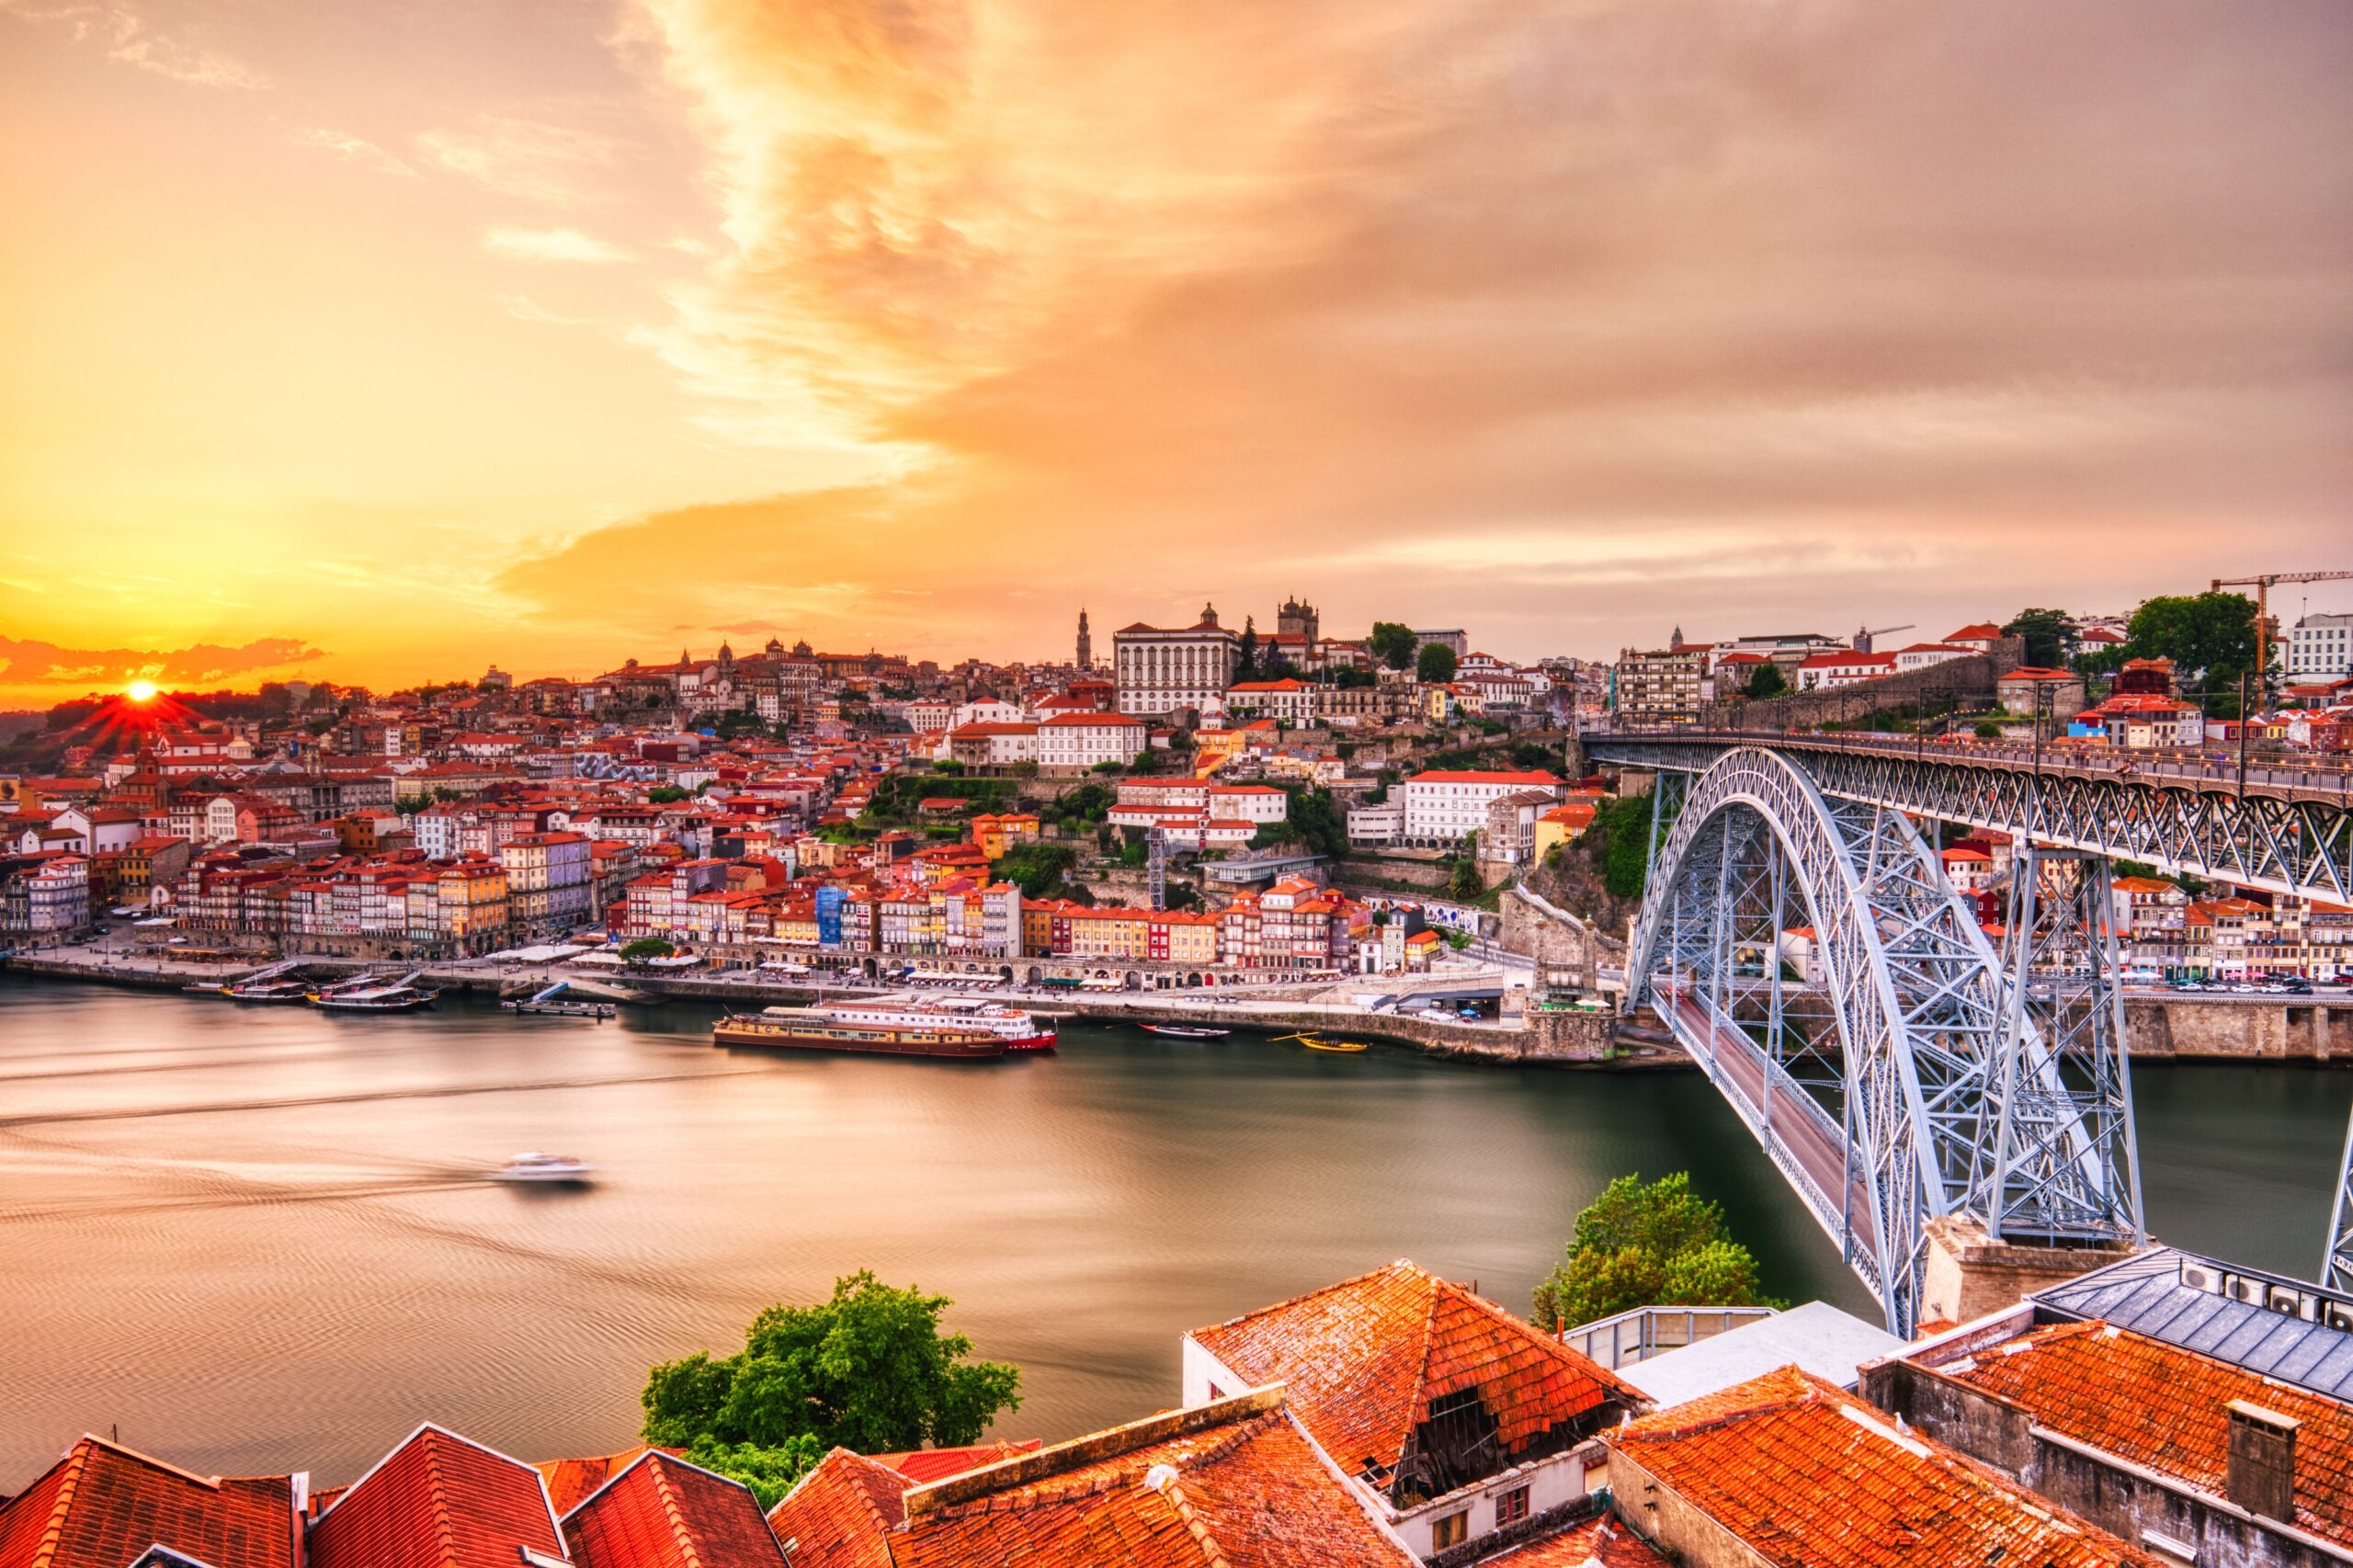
[5,0,2350,709]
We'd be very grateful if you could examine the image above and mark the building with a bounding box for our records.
[2288,612,2353,677]
[1182,1261,1643,1560]
[1414,630,1469,660]
[1606,1366,2165,1566]
[1074,606,1093,670]
[1996,665,2089,720]
[1035,710,1147,772]
[1611,647,1710,727]
[1223,677,1317,724]
[1400,769,1562,847]
[1113,606,1242,717]
[1863,1245,2353,1566]
[1793,649,1897,690]
[502,830,593,936]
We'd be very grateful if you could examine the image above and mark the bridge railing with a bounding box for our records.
[1591,725,2353,801]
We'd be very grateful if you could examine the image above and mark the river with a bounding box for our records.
[1,981,2346,1490]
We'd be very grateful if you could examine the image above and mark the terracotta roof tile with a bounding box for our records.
[306,1426,563,1568]
[1473,1515,1666,1566]
[561,1452,784,1568]
[895,1394,1415,1568]
[1927,1320,2353,1547]
[1609,1368,2165,1566]
[0,1438,292,1568]
[1187,1261,1641,1475]
[763,1450,914,1568]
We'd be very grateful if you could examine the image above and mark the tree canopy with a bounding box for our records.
[1416,642,1460,683]
[1529,1173,1778,1331]
[642,1271,1022,1506]
[2124,592,2257,688]
[1743,661,1789,699]
[2001,608,2075,669]
[619,937,675,963]
[1369,621,1419,671]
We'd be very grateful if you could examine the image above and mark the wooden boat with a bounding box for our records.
[1141,1024,1231,1039]
[714,1006,1008,1060]
[1274,1032,1371,1053]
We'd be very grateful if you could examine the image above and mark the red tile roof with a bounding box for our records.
[561,1452,785,1568]
[1186,1261,1641,1476]
[0,1437,293,1568]
[894,1391,1415,1568]
[306,1426,563,1568]
[763,1450,914,1568]
[1927,1320,2353,1547]
[1609,1368,2164,1566]
[869,1442,1042,1484]
[1404,770,1563,788]
[533,1448,681,1517]
[1476,1514,1666,1566]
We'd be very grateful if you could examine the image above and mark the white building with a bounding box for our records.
[1207,784,1289,824]
[1793,650,1896,690]
[1113,605,1242,717]
[1222,677,1316,724]
[1347,801,1404,846]
[2288,612,2353,677]
[1893,642,1977,674]
[1035,711,1147,771]
[1399,768,1562,846]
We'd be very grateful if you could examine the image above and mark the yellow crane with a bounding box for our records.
[2209,570,2353,695]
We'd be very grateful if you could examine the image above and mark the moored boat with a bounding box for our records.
[1141,1024,1231,1039]
[714,1005,1009,1059]
[494,1152,594,1183]
[222,978,313,1003]
[310,975,439,1011]
[817,995,1057,1051]
[1276,1032,1370,1053]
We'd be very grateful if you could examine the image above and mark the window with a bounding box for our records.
[1430,1512,1469,1550]
[1494,1484,1530,1528]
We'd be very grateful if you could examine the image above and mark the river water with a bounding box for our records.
[2,981,2346,1490]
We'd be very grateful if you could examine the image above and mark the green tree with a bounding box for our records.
[619,937,675,964]
[2124,592,2257,689]
[1369,621,1419,671]
[995,843,1078,897]
[1529,1174,1778,1331]
[2002,608,2075,669]
[647,785,692,803]
[1974,719,2003,738]
[1744,662,1788,699]
[1416,642,1459,683]
[1590,793,1656,901]
[1237,619,1259,680]
[642,1270,1022,1507]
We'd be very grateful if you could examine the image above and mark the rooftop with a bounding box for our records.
[2030,1245,2353,1403]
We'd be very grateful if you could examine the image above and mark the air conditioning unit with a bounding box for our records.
[2180,1264,2221,1294]
[2268,1286,2303,1315]
[2323,1302,2353,1334]
[2228,1276,2264,1304]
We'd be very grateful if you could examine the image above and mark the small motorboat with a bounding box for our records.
[494,1153,595,1184]
[1277,1032,1370,1053]
[1141,1024,1231,1039]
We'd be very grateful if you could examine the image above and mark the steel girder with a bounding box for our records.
[1590,739,2353,903]
[2328,1104,2353,1291]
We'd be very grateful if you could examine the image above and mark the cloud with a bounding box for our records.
[0,636,324,689]
[0,0,264,87]
[592,0,2353,653]
[297,128,415,178]
[415,116,622,207]
[483,226,631,264]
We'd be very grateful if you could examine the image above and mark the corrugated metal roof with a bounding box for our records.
[2033,1246,2353,1402]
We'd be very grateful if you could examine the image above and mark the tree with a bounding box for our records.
[1237,619,1259,680]
[647,785,693,803]
[2124,592,2257,689]
[642,1271,1022,1507]
[1974,719,2003,738]
[1529,1173,1778,1331]
[620,937,675,964]
[1416,642,1459,683]
[1589,793,1655,901]
[1369,621,1418,671]
[1744,662,1789,699]
[2002,608,2075,669]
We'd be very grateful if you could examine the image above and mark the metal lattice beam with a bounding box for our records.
[2328,1104,2353,1291]
[1591,736,2353,903]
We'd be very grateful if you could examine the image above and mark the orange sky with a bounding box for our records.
[3,0,2349,708]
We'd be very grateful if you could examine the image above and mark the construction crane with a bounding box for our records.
[1851,623,1914,653]
[2209,571,2353,695]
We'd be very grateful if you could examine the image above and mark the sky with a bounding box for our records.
[2,0,2349,708]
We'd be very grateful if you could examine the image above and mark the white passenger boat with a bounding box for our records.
[494,1152,596,1183]
[824,995,1058,1051]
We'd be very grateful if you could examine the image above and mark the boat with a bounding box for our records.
[494,1152,595,1183]
[815,995,1057,1051]
[714,1005,1010,1060]
[1275,1032,1370,1053]
[1141,1024,1231,1040]
[310,972,439,1012]
[222,977,313,1003]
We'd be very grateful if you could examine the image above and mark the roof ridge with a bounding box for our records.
[26,1437,96,1568]
[1149,1472,1233,1568]
[1193,1259,1432,1337]
[419,1429,460,1568]
[646,1457,703,1568]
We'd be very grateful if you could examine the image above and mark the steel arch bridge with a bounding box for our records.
[1597,742,2149,1335]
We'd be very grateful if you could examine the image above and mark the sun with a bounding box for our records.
[124,678,159,704]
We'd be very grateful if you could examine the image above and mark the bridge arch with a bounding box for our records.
[1624,746,2135,1334]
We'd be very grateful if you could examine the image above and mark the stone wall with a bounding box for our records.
[1704,635,2022,732]
[2125,999,2348,1061]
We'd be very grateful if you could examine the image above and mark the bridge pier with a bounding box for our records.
[1919,1216,2149,1330]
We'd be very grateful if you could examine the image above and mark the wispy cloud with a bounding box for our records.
[0,635,324,688]
[297,128,415,178]
[415,116,621,207]
[483,227,631,264]
[1,0,264,88]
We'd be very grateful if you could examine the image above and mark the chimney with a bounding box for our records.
[2224,1400,2298,1522]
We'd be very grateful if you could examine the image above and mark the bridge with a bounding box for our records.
[1586,729,2353,1335]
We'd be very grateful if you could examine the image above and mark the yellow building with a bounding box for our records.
[1533,800,1599,860]
[971,812,1041,860]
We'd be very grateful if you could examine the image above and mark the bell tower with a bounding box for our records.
[1076,608,1094,670]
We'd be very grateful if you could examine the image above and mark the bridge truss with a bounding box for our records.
[1620,745,2144,1335]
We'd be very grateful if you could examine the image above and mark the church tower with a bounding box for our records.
[1076,608,1093,670]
